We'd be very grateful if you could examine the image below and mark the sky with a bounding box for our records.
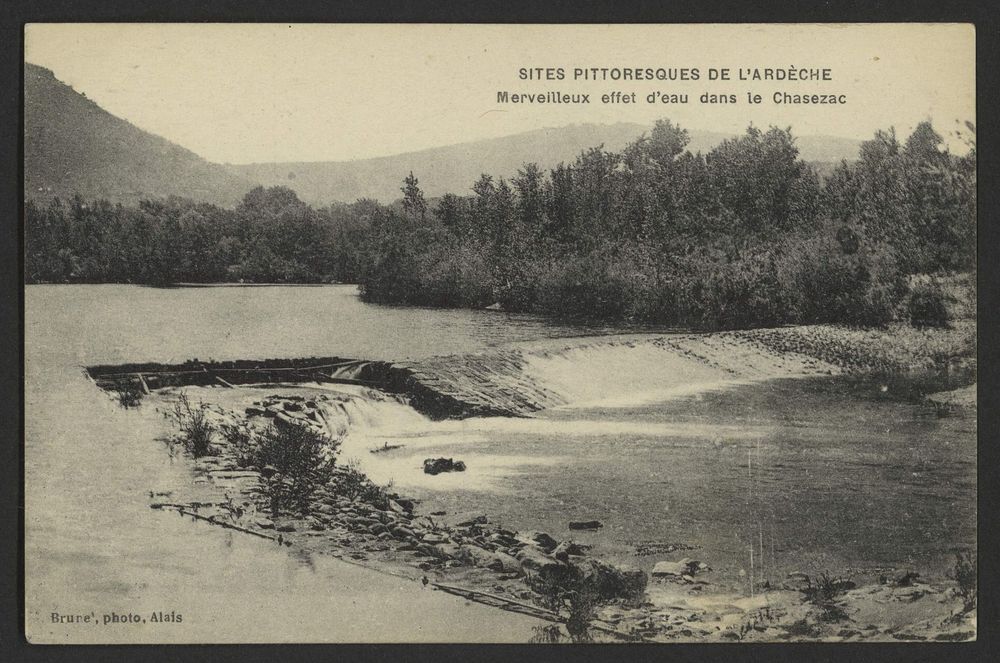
[24,23,975,164]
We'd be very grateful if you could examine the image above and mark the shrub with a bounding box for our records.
[219,420,256,467]
[166,393,214,457]
[908,280,952,328]
[333,458,393,508]
[252,422,338,514]
[112,379,144,409]
[950,551,977,612]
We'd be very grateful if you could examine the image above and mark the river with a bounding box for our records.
[24,284,976,642]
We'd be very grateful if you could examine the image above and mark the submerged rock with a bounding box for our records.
[423,458,467,475]
[568,520,603,531]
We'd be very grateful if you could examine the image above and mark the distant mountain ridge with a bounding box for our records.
[24,63,257,207]
[25,62,864,208]
[232,126,864,205]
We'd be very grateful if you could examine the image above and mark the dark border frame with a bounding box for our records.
[2,2,997,662]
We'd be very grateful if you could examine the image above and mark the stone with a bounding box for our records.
[568,520,603,531]
[456,514,489,527]
[244,406,266,417]
[574,558,648,600]
[390,525,416,540]
[516,531,558,552]
[369,523,388,536]
[892,570,921,587]
[421,532,450,544]
[552,540,587,561]
[652,558,704,578]
[255,518,275,529]
[276,523,296,533]
[423,457,467,475]
[387,500,411,516]
[515,547,575,584]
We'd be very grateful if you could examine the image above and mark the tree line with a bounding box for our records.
[25,119,975,330]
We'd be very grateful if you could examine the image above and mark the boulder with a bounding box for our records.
[421,532,450,544]
[568,520,603,531]
[651,558,706,578]
[574,558,648,601]
[275,523,296,533]
[423,458,467,475]
[390,525,416,540]
[552,540,588,561]
[516,531,559,552]
[255,518,275,529]
[515,546,576,584]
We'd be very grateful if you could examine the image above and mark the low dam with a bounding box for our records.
[86,332,847,419]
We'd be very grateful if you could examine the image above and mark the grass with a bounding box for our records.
[165,392,215,457]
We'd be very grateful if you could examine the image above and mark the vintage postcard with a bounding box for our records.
[23,23,976,643]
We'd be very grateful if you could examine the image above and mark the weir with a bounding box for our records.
[85,351,561,419]
[86,333,845,419]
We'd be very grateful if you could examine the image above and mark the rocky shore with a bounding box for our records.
[144,385,977,643]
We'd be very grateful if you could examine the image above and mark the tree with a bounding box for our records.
[401,171,427,222]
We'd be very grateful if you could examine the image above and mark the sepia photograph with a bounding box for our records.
[22,23,976,644]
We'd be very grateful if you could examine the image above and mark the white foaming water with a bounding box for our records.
[522,342,733,408]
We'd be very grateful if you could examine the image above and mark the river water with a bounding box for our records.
[24,284,976,641]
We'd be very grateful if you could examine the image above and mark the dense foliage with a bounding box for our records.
[25,120,975,330]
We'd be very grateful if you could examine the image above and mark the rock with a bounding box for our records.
[552,541,587,561]
[283,401,303,412]
[456,514,489,527]
[244,406,266,417]
[369,523,388,536]
[516,531,559,552]
[574,558,648,600]
[892,570,920,587]
[423,458,467,475]
[387,499,412,516]
[260,465,278,479]
[309,519,326,531]
[651,558,705,578]
[276,523,296,533]
[255,518,275,529]
[568,520,603,531]
[421,532,450,544]
[390,525,416,540]
[515,547,575,584]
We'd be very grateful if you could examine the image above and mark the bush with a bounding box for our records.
[166,393,214,457]
[950,552,977,612]
[252,422,338,514]
[112,379,144,408]
[219,420,255,467]
[908,280,952,328]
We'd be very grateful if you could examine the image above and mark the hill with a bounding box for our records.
[232,124,861,205]
[24,62,863,207]
[24,63,257,207]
